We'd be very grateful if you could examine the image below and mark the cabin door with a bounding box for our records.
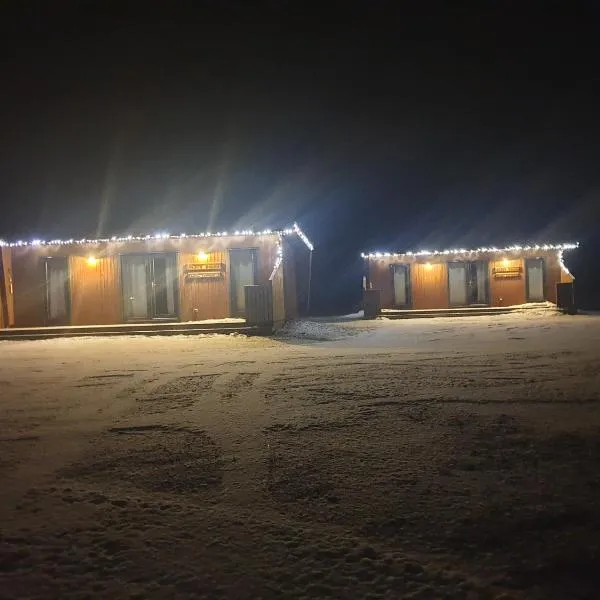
[43,257,71,325]
[229,249,257,317]
[449,261,489,306]
[121,253,178,320]
[448,262,468,306]
[392,264,411,307]
[526,258,545,302]
[466,260,489,305]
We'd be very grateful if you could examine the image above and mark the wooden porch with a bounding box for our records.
[380,303,558,319]
[0,318,271,341]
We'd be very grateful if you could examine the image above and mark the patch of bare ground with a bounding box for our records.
[60,425,223,494]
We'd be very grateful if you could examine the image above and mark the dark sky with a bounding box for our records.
[2,2,600,309]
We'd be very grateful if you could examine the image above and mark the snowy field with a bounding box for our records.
[1,309,600,599]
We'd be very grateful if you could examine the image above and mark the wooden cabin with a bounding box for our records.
[363,243,577,310]
[0,225,313,328]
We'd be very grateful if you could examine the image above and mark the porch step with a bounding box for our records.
[380,306,543,319]
[0,321,269,341]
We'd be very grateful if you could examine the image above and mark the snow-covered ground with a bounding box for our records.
[1,311,600,599]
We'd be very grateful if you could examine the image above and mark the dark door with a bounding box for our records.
[391,264,411,307]
[466,260,489,305]
[150,254,178,318]
[43,257,71,325]
[526,258,545,302]
[229,249,257,317]
[121,253,179,320]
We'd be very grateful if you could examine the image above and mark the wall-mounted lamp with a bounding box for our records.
[424,262,433,270]
[87,256,98,267]
[197,251,209,262]
[502,258,510,266]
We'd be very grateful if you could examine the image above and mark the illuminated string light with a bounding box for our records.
[361,242,579,259]
[0,224,315,277]
[293,222,314,251]
[558,249,575,278]
[0,224,314,250]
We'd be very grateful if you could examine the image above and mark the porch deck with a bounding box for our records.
[0,318,270,341]
[380,303,559,319]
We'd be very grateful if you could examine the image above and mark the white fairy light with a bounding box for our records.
[0,223,314,253]
[558,249,575,278]
[292,222,314,251]
[362,242,578,259]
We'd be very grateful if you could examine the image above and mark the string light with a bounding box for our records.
[0,224,314,278]
[293,222,314,251]
[361,242,578,259]
[0,224,314,250]
[558,249,575,278]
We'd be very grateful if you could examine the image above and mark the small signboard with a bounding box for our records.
[184,262,225,281]
[184,262,225,272]
[493,265,522,279]
[185,271,224,280]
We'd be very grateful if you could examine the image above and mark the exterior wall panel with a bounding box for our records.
[70,255,121,325]
[411,263,449,309]
[368,249,573,311]
[178,250,228,321]
[8,234,281,326]
[489,258,526,307]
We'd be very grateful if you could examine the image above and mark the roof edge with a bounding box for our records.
[361,242,579,259]
[0,225,309,249]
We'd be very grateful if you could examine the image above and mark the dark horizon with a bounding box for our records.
[2,2,600,310]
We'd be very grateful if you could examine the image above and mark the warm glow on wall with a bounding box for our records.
[87,256,98,267]
[424,262,433,270]
[197,251,209,262]
[502,258,510,266]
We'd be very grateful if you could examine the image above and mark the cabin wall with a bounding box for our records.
[367,258,449,309]
[9,235,280,327]
[179,250,228,321]
[69,255,122,325]
[544,253,563,304]
[11,248,46,327]
[489,258,526,306]
[368,250,572,310]
[412,263,448,309]
[0,247,15,328]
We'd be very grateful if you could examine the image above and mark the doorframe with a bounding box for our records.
[467,259,491,306]
[447,260,468,307]
[228,247,259,317]
[390,263,412,308]
[42,256,72,326]
[148,252,180,320]
[525,257,546,302]
[448,259,491,307]
[119,252,180,322]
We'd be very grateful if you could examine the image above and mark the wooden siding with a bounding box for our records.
[8,234,281,326]
[282,238,298,320]
[0,247,14,328]
[369,249,573,310]
[368,260,395,308]
[411,262,448,309]
[69,255,121,325]
[489,258,526,307]
[11,249,46,327]
[270,260,286,327]
[179,250,228,321]
[544,254,563,304]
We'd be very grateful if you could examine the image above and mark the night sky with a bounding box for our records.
[2,2,600,311]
